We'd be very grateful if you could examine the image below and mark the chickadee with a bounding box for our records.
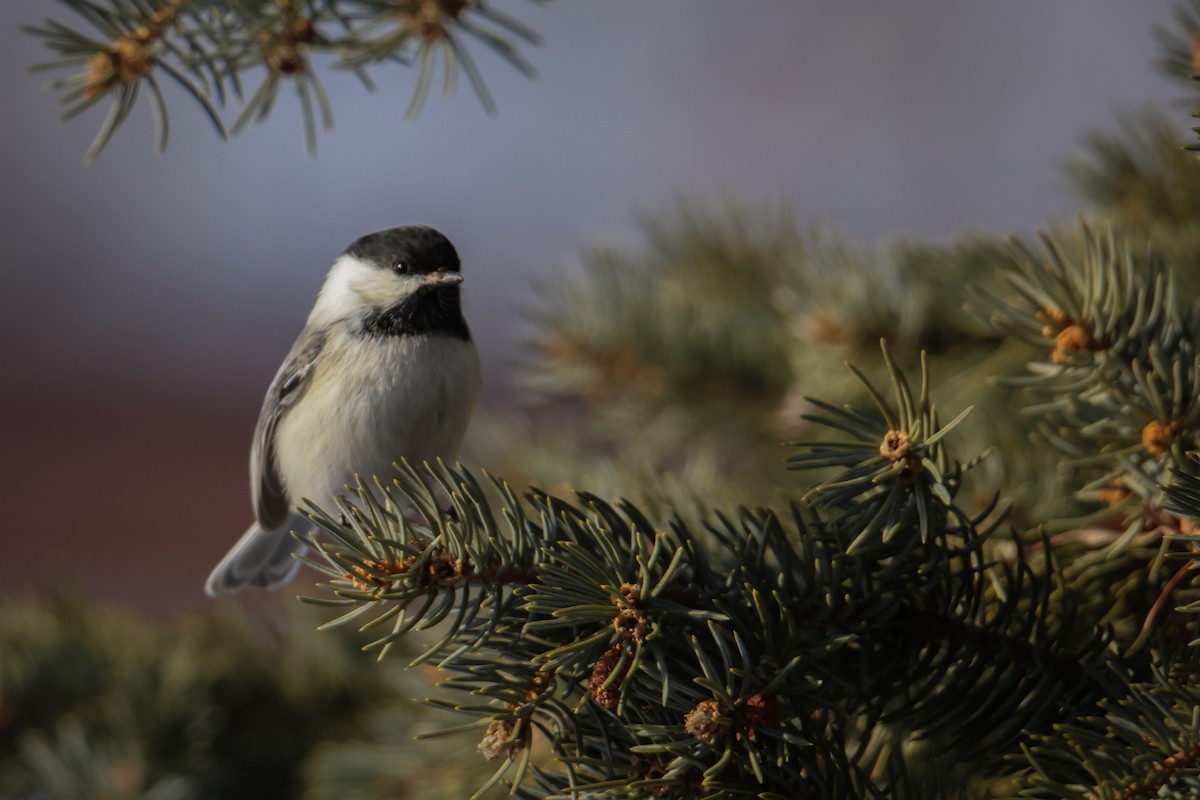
[205,225,481,595]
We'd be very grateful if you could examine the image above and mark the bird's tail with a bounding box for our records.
[204,518,306,596]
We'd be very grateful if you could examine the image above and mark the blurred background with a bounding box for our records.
[0,1,1179,610]
[1,2,1195,796]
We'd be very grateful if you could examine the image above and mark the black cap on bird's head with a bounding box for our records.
[345,225,461,276]
[344,225,471,341]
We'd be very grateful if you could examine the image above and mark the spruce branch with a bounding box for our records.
[1066,112,1200,230]
[965,224,1200,657]
[1016,667,1200,799]
[295,377,1129,798]
[1155,0,1200,152]
[25,0,544,161]
[971,225,1200,512]
[18,716,193,800]
[1158,464,1200,628]
[1157,0,1200,89]
[0,596,434,799]
[786,342,980,553]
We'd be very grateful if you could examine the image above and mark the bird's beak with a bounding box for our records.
[424,270,463,286]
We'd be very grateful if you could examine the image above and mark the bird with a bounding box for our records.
[205,224,481,595]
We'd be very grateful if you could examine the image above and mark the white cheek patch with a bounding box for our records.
[308,256,365,326]
[308,255,417,326]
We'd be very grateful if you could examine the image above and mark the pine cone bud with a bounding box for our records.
[1142,419,1182,458]
[590,644,631,710]
[1051,324,1095,363]
[477,719,523,761]
[879,430,912,461]
[684,699,727,743]
[734,692,778,734]
[613,608,648,642]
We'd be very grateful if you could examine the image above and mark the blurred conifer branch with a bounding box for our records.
[0,596,503,800]
[1157,0,1200,90]
[1155,0,1200,153]
[24,0,543,161]
[1067,112,1200,229]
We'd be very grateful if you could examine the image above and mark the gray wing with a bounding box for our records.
[251,328,326,530]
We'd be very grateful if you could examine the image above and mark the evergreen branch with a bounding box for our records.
[962,224,1200,658]
[0,597,430,800]
[1156,0,1200,88]
[970,225,1200,513]
[1016,667,1200,799]
[1065,111,1200,228]
[787,343,980,552]
[295,433,1129,798]
[1164,458,1200,526]
[24,0,544,161]
[524,202,803,422]
[1159,464,1200,627]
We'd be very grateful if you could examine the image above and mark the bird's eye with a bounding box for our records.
[392,261,409,275]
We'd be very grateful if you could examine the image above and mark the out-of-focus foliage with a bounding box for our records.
[1154,0,1200,156]
[0,594,496,800]
[1066,109,1200,292]
[482,202,1072,530]
[1154,0,1200,86]
[1067,111,1200,229]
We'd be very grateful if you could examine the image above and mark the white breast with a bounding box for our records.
[273,330,481,509]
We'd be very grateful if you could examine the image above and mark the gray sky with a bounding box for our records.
[0,1,1181,403]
